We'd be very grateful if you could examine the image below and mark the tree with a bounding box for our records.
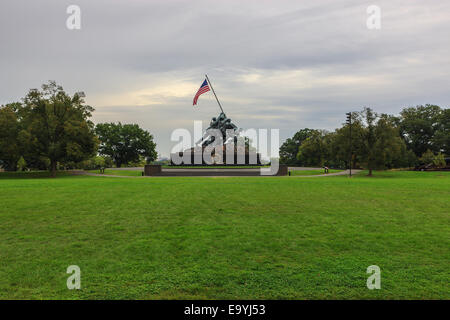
[433,153,446,168]
[20,81,98,177]
[419,150,446,168]
[398,104,443,156]
[296,130,331,167]
[0,104,23,171]
[280,129,318,165]
[390,143,418,168]
[420,149,434,164]
[331,117,365,169]
[17,156,27,171]
[95,122,157,167]
[356,108,406,176]
[433,108,449,155]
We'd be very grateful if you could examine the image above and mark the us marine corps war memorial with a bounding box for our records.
[145,75,286,177]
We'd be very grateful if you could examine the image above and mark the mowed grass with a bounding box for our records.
[0,171,72,179]
[0,171,448,299]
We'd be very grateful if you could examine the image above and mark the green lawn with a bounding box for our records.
[0,170,448,299]
[0,171,71,179]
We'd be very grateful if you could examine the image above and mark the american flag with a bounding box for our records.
[193,79,210,105]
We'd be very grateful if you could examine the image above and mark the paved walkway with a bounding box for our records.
[288,167,323,171]
[70,171,135,178]
[292,169,361,177]
[71,168,360,178]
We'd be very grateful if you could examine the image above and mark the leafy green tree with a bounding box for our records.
[398,104,443,156]
[419,150,446,168]
[296,130,331,167]
[390,143,418,168]
[432,108,449,155]
[330,117,365,169]
[356,108,406,176]
[80,156,106,170]
[432,152,446,168]
[17,156,27,171]
[0,104,23,171]
[95,122,157,167]
[20,81,98,177]
[280,129,318,165]
[419,149,435,166]
[93,156,107,169]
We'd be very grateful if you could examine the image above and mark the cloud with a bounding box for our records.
[1,0,449,157]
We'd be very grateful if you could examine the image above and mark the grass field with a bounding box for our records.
[0,170,448,299]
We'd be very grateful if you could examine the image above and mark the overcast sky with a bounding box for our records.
[1,0,449,157]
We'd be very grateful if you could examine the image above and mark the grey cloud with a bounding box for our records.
[1,0,449,157]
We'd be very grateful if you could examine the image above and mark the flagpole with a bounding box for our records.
[205,74,225,114]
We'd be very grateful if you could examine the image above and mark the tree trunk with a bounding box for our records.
[50,160,57,178]
[368,167,373,176]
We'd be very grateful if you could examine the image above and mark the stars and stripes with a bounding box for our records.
[193,79,210,106]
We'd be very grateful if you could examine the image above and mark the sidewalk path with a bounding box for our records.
[291,169,361,177]
[70,169,361,178]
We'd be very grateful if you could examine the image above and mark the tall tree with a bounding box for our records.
[0,104,22,171]
[331,117,365,169]
[95,122,157,167]
[296,130,331,167]
[21,81,98,176]
[398,104,443,156]
[280,128,318,165]
[432,108,449,155]
[356,108,406,176]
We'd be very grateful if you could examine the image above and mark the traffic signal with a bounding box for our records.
[346,112,352,125]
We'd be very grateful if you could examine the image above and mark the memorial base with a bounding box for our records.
[144,164,162,176]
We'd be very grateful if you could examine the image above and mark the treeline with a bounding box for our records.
[0,81,157,176]
[280,105,449,175]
